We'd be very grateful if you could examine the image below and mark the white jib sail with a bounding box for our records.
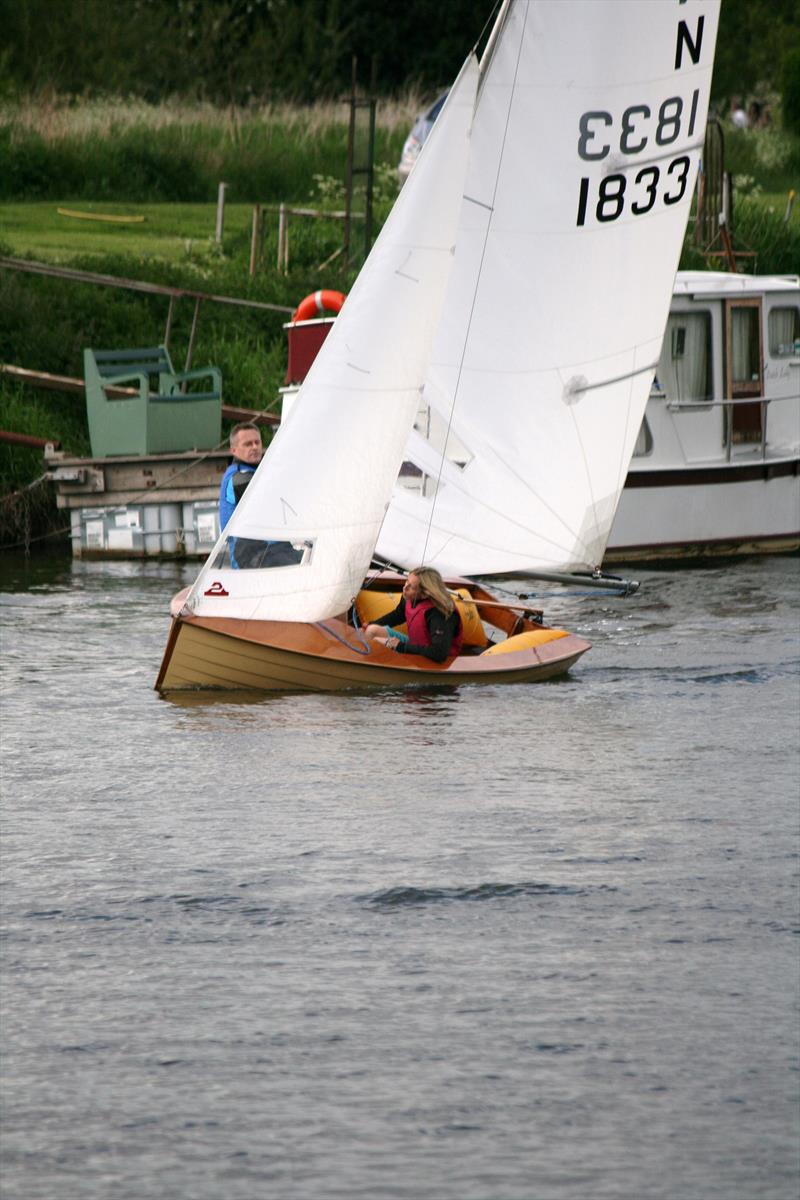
[186,56,480,622]
[378,0,721,575]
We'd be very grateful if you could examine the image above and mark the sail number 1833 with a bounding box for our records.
[576,155,691,225]
[575,91,698,226]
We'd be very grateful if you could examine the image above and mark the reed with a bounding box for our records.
[1,92,425,139]
[723,123,800,196]
[730,194,800,273]
[0,93,421,203]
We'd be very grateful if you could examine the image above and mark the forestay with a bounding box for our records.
[378,0,721,575]
[185,57,479,622]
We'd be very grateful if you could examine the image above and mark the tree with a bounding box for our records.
[711,0,800,105]
[782,48,800,136]
[2,0,799,108]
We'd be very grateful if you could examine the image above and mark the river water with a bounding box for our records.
[1,551,798,1200]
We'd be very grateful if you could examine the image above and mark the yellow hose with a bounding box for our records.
[56,208,145,224]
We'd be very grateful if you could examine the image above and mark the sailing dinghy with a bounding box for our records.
[156,0,718,694]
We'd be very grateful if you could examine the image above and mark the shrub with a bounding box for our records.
[732,194,800,274]
[724,122,800,195]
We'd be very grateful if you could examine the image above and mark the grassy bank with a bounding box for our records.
[0,95,417,203]
[1,96,799,552]
[0,201,257,263]
[0,187,389,413]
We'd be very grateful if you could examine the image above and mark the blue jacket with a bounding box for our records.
[219,460,257,531]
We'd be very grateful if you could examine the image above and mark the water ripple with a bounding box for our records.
[357,881,612,908]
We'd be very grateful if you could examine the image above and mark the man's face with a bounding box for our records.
[403,573,421,604]
[231,429,263,465]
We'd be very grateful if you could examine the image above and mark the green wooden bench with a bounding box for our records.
[84,346,222,457]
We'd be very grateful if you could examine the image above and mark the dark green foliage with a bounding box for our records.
[0,381,90,468]
[2,0,796,105]
[0,267,163,378]
[711,0,800,105]
[783,49,800,137]
[723,124,800,196]
[0,118,400,204]
[730,194,800,275]
[344,0,488,94]
[0,0,487,103]
[0,379,88,549]
[681,191,800,275]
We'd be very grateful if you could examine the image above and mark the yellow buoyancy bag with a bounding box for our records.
[451,588,487,648]
[355,591,406,631]
[482,628,569,655]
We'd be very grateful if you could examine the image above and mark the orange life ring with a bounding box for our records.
[292,290,346,323]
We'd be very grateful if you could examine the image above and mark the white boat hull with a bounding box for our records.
[606,457,800,560]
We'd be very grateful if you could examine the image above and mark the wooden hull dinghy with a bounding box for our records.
[154,2,718,696]
[155,573,590,693]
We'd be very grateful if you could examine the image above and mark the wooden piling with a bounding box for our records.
[215,182,227,243]
[249,204,262,277]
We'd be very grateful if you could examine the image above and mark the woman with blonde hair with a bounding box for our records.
[363,566,463,663]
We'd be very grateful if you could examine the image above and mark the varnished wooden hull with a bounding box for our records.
[155,611,590,693]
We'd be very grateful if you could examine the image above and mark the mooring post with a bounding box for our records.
[184,297,202,373]
[164,295,176,350]
[278,203,288,273]
[215,183,227,243]
[249,204,262,277]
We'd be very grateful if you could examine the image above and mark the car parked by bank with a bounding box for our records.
[397,90,449,181]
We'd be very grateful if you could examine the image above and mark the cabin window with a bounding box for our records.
[659,311,712,403]
[209,537,311,570]
[632,416,653,457]
[731,306,761,387]
[768,306,800,357]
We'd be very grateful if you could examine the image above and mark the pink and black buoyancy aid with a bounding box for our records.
[404,598,464,656]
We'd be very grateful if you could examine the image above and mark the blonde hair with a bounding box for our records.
[409,566,454,616]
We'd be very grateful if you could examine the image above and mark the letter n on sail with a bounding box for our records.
[675,15,704,69]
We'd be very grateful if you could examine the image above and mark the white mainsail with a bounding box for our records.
[186,56,480,622]
[378,0,721,575]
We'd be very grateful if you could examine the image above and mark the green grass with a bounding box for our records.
[0,101,410,204]
[680,188,800,274]
[729,192,800,273]
[0,379,89,467]
[754,191,799,214]
[0,201,306,266]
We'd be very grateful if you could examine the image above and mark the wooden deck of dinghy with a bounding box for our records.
[155,575,591,693]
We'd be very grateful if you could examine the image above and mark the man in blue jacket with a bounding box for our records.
[218,422,303,569]
[219,423,263,531]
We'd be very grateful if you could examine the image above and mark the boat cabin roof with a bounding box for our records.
[674,270,800,299]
